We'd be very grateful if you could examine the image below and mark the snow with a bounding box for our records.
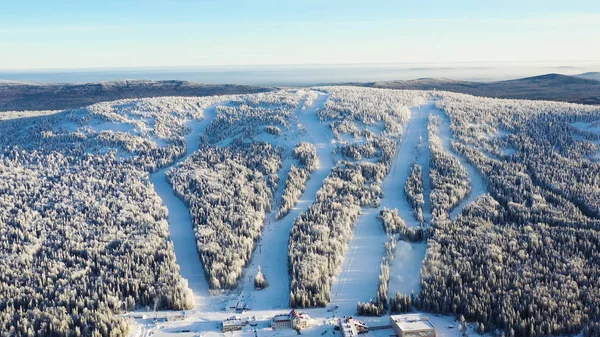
[425,103,488,220]
[83,114,171,148]
[572,121,600,135]
[393,106,432,227]
[329,206,388,313]
[89,121,136,133]
[126,307,484,337]
[388,241,427,296]
[0,109,61,120]
[125,96,493,337]
[149,104,221,309]
[572,121,600,161]
[330,105,433,313]
[237,92,335,310]
[391,313,434,331]
[502,147,516,156]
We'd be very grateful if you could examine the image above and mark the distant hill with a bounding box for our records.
[575,72,600,82]
[0,80,272,112]
[367,73,600,105]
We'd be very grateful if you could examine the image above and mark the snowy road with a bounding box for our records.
[238,92,335,310]
[149,104,220,309]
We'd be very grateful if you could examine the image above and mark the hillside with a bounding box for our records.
[1,87,600,336]
[0,80,272,112]
[368,73,600,105]
[576,72,600,82]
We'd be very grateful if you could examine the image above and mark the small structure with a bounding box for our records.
[227,300,250,313]
[271,310,312,330]
[271,313,292,329]
[339,317,369,337]
[291,310,311,329]
[390,314,436,337]
[221,316,246,332]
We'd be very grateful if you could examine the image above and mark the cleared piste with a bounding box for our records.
[237,92,336,310]
[149,104,220,309]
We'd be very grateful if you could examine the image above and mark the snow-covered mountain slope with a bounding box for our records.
[2,87,600,337]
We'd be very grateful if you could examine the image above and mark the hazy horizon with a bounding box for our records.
[1,61,598,86]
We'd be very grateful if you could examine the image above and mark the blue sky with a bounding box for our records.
[1,0,599,70]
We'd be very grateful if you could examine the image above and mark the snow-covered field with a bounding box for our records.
[0,109,62,120]
[127,307,485,337]
[381,105,431,299]
[572,121,600,135]
[4,86,597,337]
[393,106,432,228]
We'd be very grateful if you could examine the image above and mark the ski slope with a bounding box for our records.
[427,103,488,220]
[330,106,432,313]
[394,106,432,227]
[383,105,432,299]
[149,104,221,309]
[237,92,335,310]
[126,97,496,337]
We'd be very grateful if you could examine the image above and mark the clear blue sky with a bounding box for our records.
[1,0,599,70]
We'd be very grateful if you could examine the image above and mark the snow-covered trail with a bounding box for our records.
[394,106,433,227]
[427,103,488,220]
[384,106,431,298]
[387,103,489,299]
[416,119,433,224]
[238,92,335,310]
[149,105,220,309]
[328,205,388,314]
[329,106,432,314]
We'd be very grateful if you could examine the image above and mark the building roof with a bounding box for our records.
[272,314,291,322]
[390,314,434,331]
[340,321,358,337]
[222,319,244,326]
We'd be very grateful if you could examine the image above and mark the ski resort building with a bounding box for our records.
[390,314,435,337]
[221,317,245,332]
[338,317,369,337]
[271,313,292,329]
[270,310,311,330]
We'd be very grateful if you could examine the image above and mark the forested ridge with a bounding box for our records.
[0,96,231,336]
[167,142,282,289]
[418,93,600,336]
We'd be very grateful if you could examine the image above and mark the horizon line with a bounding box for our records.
[1,60,599,73]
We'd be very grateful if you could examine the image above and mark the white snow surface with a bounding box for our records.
[237,92,335,310]
[388,241,427,296]
[125,308,484,337]
[572,121,600,135]
[125,95,494,337]
[149,105,220,309]
[329,206,388,312]
[394,106,433,227]
[572,121,600,161]
[428,103,488,220]
[332,104,431,305]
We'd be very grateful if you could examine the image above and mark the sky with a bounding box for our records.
[0,0,599,70]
